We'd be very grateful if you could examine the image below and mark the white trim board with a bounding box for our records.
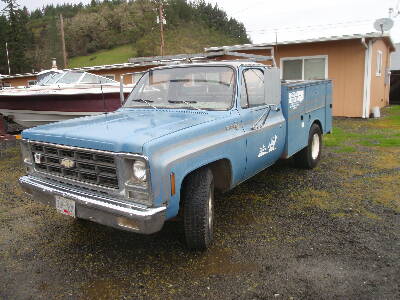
[362,40,373,118]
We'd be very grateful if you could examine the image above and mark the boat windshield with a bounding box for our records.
[56,72,84,84]
[124,66,235,111]
[79,73,117,84]
[36,72,64,85]
[35,71,119,86]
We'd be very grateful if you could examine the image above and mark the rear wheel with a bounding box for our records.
[182,167,214,250]
[294,123,322,169]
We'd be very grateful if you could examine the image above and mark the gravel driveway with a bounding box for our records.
[1,107,399,300]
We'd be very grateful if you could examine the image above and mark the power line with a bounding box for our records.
[246,19,374,33]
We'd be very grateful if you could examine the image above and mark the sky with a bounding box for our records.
[1,0,399,45]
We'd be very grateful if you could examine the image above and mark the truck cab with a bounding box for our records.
[19,62,332,250]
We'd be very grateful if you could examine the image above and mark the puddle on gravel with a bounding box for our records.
[190,247,259,277]
[81,278,125,300]
[231,211,257,226]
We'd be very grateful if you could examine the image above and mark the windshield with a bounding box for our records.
[124,66,235,110]
[56,72,84,84]
[80,73,117,84]
[37,72,65,85]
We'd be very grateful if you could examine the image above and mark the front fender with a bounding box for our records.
[143,112,246,219]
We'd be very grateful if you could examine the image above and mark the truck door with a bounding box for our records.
[239,67,285,180]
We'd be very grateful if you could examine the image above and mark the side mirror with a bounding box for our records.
[267,104,280,112]
[264,67,281,107]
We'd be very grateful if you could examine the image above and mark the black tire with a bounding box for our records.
[0,114,8,133]
[294,123,322,169]
[182,167,214,250]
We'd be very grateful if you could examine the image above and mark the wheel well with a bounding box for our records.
[312,120,323,132]
[178,159,232,217]
[208,159,232,193]
[181,159,232,194]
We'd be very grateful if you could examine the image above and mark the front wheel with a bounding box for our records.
[294,123,322,169]
[182,167,214,250]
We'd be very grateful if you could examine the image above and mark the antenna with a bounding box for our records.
[274,29,278,67]
[373,18,394,34]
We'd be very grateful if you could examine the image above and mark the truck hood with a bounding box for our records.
[22,109,216,153]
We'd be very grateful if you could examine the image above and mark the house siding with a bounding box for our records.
[218,40,366,117]
[2,75,37,87]
[369,39,391,112]
[89,66,151,84]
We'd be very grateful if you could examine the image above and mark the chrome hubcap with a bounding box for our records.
[311,133,320,160]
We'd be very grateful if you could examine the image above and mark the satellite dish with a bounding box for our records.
[374,18,394,33]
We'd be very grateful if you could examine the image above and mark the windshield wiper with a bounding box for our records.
[168,100,202,111]
[132,98,157,109]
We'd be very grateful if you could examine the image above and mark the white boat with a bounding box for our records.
[0,70,133,129]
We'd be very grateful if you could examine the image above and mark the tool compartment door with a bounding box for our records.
[281,84,308,158]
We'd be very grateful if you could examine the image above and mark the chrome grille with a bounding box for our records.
[31,143,119,189]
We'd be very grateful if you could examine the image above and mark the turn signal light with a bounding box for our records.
[170,172,176,196]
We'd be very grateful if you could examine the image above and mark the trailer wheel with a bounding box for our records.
[294,123,322,169]
[183,167,214,250]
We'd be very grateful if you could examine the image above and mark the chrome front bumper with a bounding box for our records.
[19,175,166,234]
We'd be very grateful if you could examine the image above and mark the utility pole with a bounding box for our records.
[60,14,67,68]
[158,1,165,56]
[5,42,11,75]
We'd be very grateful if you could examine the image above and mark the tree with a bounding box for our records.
[0,0,250,72]
[0,15,10,74]
[1,0,32,73]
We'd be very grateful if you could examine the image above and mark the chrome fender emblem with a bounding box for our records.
[60,158,75,169]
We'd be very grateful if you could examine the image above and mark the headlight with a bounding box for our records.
[20,140,32,164]
[133,160,147,182]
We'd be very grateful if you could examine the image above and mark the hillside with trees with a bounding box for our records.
[0,0,250,74]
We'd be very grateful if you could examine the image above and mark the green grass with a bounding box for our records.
[68,45,137,68]
[324,127,356,147]
[67,23,242,68]
[333,146,357,153]
[325,105,400,150]
[359,137,400,147]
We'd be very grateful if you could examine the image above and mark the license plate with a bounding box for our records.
[55,196,76,218]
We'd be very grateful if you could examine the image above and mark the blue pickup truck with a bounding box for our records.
[19,62,332,250]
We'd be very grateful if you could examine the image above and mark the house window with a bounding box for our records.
[132,72,144,84]
[281,56,327,80]
[2,82,11,87]
[376,51,382,77]
[28,80,37,86]
[104,74,116,81]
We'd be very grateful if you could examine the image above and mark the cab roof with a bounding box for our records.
[150,60,272,71]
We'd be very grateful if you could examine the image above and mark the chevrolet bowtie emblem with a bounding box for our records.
[34,153,43,164]
[60,158,75,169]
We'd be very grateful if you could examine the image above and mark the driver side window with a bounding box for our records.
[241,69,265,108]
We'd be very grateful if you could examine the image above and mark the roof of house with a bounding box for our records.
[205,32,396,52]
[391,43,400,71]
